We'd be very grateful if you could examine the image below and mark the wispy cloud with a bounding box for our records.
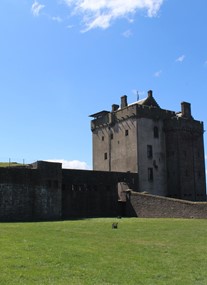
[63,0,164,31]
[46,159,90,170]
[176,54,185,63]
[66,24,74,29]
[51,16,63,23]
[154,70,162,77]
[122,29,133,38]
[31,1,45,17]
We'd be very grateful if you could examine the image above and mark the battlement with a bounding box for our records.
[90,91,203,131]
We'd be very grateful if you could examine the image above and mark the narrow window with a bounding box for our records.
[47,180,52,188]
[102,136,104,141]
[125,130,129,136]
[148,168,153,181]
[154,126,159,138]
[110,133,113,140]
[147,145,153,158]
[104,152,107,160]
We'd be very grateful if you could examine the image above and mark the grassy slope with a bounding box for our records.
[0,218,207,285]
[0,162,25,167]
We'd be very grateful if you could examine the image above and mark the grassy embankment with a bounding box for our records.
[0,218,207,285]
[0,162,25,167]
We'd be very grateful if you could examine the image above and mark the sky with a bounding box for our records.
[0,0,207,175]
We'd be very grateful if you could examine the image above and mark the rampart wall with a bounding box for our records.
[62,169,137,218]
[0,161,62,222]
[126,191,207,218]
[0,161,138,221]
[1,160,206,221]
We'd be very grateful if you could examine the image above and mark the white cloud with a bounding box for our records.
[176,54,185,63]
[154,70,162,77]
[122,29,133,38]
[45,159,91,170]
[31,1,45,16]
[67,24,74,29]
[64,0,164,31]
[51,16,63,22]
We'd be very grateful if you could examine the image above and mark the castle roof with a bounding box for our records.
[136,91,160,108]
[128,90,160,109]
[89,110,110,118]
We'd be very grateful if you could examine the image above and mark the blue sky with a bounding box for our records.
[0,0,207,174]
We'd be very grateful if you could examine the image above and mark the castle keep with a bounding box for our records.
[0,90,206,221]
[90,90,206,201]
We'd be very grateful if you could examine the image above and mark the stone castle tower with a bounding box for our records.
[90,90,206,201]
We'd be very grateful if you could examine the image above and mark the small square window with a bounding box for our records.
[125,130,129,136]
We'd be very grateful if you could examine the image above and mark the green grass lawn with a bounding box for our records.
[0,162,25,167]
[0,218,207,285]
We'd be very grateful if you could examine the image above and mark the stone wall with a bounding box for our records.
[164,118,206,201]
[0,161,62,222]
[126,191,207,218]
[1,160,206,221]
[62,169,138,219]
[0,162,138,221]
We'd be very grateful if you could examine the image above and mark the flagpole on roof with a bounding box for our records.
[137,91,139,101]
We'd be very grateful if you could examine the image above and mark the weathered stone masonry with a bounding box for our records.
[0,161,62,221]
[125,191,207,219]
[90,91,206,201]
[0,161,138,221]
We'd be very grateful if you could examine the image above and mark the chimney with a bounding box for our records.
[181,102,192,118]
[112,104,119,112]
[148,90,153,97]
[121,95,128,108]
